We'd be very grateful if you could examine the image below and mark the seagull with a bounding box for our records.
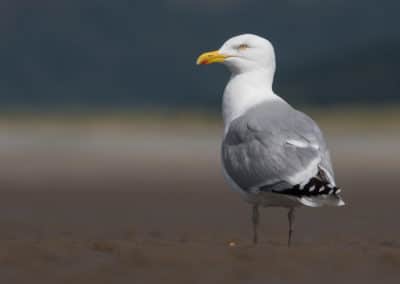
[196,34,345,246]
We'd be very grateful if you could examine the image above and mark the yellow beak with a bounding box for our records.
[196,50,227,65]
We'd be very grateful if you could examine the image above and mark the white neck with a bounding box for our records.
[222,68,281,133]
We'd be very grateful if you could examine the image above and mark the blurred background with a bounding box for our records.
[0,1,399,283]
[1,0,399,109]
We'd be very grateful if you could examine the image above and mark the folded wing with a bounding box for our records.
[222,101,336,195]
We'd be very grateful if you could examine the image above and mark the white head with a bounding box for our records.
[197,34,276,75]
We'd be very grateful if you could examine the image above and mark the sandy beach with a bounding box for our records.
[0,118,399,283]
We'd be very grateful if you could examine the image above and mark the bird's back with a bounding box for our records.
[222,100,344,207]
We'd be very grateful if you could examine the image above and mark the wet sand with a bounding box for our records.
[0,120,399,283]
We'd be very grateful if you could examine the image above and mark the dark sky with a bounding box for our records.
[0,0,399,110]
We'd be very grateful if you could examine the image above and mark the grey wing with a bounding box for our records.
[291,110,336,185]
[222,106,335,193]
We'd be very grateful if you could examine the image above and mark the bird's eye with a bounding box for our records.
[238,44,249,51]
